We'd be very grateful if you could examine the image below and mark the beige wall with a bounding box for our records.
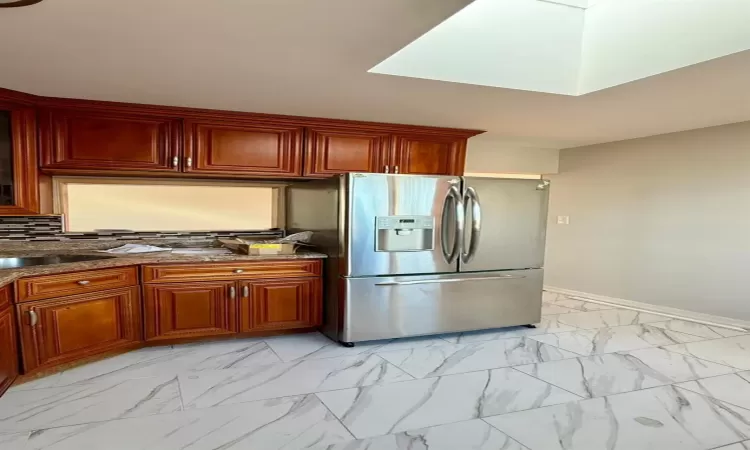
[465,136,560,176]
[545,121,750,319]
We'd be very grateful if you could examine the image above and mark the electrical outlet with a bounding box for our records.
[557,216,570,225]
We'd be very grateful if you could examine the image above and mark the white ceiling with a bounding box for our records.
[371,0,750,96]
[1,0,750,149]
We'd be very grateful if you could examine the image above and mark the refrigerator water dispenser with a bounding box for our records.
[375,215,434,252]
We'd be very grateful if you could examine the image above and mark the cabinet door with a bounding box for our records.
[304,128,389,176]
[144,281,237,341]
[39,108,182,172]
[0,101,38,215]
[185,120,302,176]
[239,278,321,332]
[0,307,18,396]
[17,287,142,373]
[392,134,467,175]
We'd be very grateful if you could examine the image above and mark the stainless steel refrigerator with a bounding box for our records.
[286,173,550,345]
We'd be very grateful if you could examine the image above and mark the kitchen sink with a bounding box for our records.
[0,255,116,269]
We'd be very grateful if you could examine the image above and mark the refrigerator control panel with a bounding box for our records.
[375,215,434,252]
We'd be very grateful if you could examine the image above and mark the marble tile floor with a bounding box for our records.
[2,293,750,449]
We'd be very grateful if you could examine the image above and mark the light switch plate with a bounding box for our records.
[557,216,570,225]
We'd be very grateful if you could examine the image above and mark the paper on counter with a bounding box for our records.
[171,248,232,255]
[98,244,172,254]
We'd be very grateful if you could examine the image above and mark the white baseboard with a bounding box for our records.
[544,285,750,332]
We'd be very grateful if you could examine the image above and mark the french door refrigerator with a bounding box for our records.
[286,173,550,345]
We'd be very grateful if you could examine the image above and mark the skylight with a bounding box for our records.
[369,0,750,96]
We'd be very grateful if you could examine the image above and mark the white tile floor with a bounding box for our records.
[2,291,750,449]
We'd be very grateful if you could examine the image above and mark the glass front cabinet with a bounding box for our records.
[0,91,38,215]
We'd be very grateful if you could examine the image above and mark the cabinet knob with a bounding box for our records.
[229,286,236,299]
[233,269,244,274]
[186,157,193,169]
[384,165,390,173]
[77,280,90,285]
[172,156,179,168]
[242,286,249,298]
[28,310,38,327]
[394,165,400,174]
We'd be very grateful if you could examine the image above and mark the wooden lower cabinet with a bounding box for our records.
[0,306,18,396]
[143,281,237,341]
[239,278,321,332]
[17,287,142,373]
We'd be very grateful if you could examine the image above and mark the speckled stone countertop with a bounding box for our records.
[0,240,327,288]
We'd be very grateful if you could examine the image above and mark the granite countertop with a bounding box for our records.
[0,246,327,288]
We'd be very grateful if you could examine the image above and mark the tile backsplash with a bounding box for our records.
[0,216,284,242]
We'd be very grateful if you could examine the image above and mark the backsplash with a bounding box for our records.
[0,216,284,242]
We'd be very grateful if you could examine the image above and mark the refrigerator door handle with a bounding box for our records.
[461,187,482,263]
[450,185,465,263]
[440,188,452,263]
[376,274,526,286]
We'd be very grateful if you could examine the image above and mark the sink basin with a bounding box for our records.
[0,255,116,269]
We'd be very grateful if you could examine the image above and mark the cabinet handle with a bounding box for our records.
[233,269,244,274]
[29,310,38,327]
[394,165,400,174]
[172,156,179,168]
[229,286,236,299]
[186,157,193,169]
[77,280,90,285]
[243,286,249,298]
[384,166,390,173]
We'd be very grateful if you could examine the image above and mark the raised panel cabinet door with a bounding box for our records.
[239,278,321,332]
[0,101,39,215]
[185,120,303,176]
[39,108,182,172]
[0,308,18,396]
[144,281,237,341]
[17,287,142,373]
[304,128,390,176]
[392,135,467,176]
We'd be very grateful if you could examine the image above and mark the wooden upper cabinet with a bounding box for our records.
[143,281,237,341]
[304,127,390,176]
[184,119,303,177]
[17,287,142,373]
[239,278,321,333]
[391,134,467,176]
[39,108,182,172]
[0,90,39,215]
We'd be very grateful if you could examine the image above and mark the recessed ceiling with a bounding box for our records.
[370,0,750,96]
[1,0,750,150]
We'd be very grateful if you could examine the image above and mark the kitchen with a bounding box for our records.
[2,1,750,449]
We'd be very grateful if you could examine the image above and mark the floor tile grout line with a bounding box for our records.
[707,439,750,450]
[176,374,186,411]
[546,292,750,335]
[655,345,746,372]
[509,354,740,403]
[527,318,744,344]
[261,340,287,363]
[480,417,533,450]
[672,378,750,413]
[507,366,587,400]
[369,353,416,381]
[313,392,358,441]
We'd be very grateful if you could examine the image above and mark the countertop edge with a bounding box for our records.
[0,252,328,289]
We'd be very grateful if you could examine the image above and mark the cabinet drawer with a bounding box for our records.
[142,260,322,283]
[0,285,10,312]
[16,266,138,303]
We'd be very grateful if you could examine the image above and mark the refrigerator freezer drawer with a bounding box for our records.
[340,269,543,342]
